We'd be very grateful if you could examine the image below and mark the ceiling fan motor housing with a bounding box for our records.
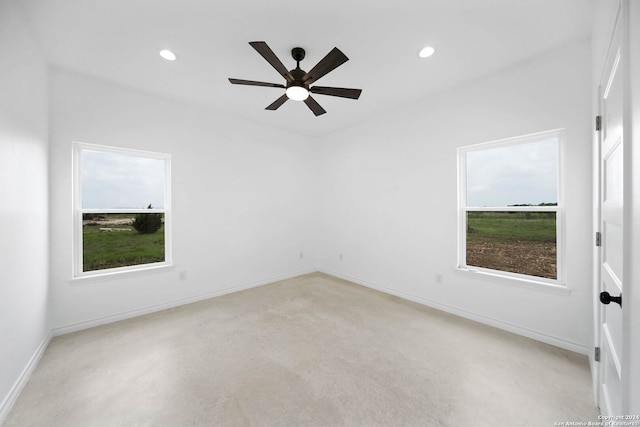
[287,67,308,90]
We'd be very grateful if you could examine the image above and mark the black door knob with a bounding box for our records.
[600,291,622,307]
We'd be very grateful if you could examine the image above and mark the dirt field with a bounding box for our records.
[466,241,556,279]
[83,218,133,226]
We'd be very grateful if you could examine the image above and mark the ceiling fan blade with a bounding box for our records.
[302,47,349,85]
[303,96,327,116]
[310,86,362,99]
[265,94,289,110]
[249,41,294,82]
[229,78,285,88]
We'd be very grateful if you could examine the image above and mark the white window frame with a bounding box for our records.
[72,142,172,278]
[457,129,566,290]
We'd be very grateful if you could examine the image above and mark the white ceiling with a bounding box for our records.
[17,0,593,137]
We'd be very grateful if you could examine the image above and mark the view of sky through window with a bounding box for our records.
[82,150,165,209]
[466,137,558,207]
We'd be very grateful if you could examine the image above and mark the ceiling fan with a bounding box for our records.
[228,41,362,116]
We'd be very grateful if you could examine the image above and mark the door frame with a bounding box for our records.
[622,0,640,414]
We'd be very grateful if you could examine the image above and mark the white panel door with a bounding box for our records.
[598,9,624,416]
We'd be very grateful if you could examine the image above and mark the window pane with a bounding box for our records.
[82,213,165,272]
[82,150,165,209]
[466,138,557,207]
[466,211,556,279]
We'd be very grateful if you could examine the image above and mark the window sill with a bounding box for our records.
[70,262,173,285]
[455,267,571,295]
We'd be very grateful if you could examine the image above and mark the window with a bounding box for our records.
[458,130,563,284]
[73,142,171,277]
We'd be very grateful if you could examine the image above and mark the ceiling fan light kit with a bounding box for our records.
[229,41,362,116]
[285,86,309,101]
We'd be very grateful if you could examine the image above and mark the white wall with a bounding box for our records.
[317,40,593,353]
[0,1,51,421]
[48,68,317,332]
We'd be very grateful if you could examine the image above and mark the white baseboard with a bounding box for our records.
[320,268,590,356]
[53,268,317,336]
[0,331,52,425]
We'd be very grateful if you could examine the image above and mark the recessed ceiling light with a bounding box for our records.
[418,46,435,58]
[159,49,177,61]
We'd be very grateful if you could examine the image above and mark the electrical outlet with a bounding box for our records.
[178,271,187,281]
[339,253,343,261]
[300,251,304,259]
[435,273,443,284]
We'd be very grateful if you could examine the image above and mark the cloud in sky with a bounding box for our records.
[82,150,165,209]
[466,137,558,207]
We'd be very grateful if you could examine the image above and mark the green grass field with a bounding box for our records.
[83,222,165,272]
[466,211,556,243]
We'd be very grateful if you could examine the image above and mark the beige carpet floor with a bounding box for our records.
[5,273,599,426]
